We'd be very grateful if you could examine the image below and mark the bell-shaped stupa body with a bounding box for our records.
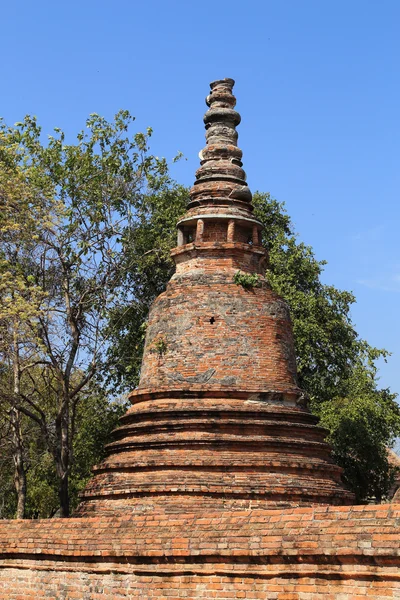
[76,79,354,516]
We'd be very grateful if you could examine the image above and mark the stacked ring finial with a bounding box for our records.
[188,79,252,209]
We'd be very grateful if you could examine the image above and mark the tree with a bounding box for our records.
[105,188,400,501]
[0,112,172,516]
[252,193,400,500]
[0,378,125,519]
[251,192,388,404]
[319,366,400,502]
[23,382,126,518]
[0,137,54,517]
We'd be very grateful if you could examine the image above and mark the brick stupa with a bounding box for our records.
[76,77,354,516]
[0,79,399,599]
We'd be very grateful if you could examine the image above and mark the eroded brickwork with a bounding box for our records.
[140,282,298,392]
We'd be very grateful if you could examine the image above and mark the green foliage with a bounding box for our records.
[25,452,58,519]
[150,337,168,356]
[233,271,261,289]
[318,367,400,502]
[0,382,126,519]
[252,192,389,405]
[0,439,17,518]
[68,390,128,513]
[0,110,173,516]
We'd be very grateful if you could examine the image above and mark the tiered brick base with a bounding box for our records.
[76,392,354,516]
[1,504,399,599]
[75,270,355,516]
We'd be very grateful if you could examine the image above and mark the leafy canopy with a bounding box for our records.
[0,111,175,516]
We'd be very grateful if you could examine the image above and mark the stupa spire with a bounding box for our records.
[189,78,252,211]
[175,79,265,271]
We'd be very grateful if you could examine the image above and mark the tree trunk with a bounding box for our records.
[10,408,27,519]
[11,327,27,519]
[54,447,70,517]
[55,393,70,517]
[58,472,69,517]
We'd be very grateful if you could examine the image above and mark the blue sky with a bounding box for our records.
[1,0,399,395]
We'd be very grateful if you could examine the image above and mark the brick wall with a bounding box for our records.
[0,504,399,599]
[1,568,399,599]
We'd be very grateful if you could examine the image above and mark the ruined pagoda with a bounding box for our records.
[77,78,353,516]
[1,78,398,600]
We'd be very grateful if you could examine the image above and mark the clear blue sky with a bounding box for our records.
[2,1,399,395]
